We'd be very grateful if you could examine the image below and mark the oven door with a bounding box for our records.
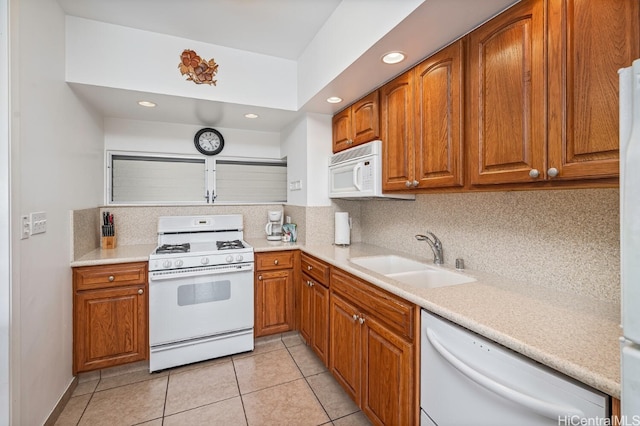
[149,263,254,347]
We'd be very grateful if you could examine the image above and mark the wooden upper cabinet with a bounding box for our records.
[547,0,640,180]
[468,0,546,185]
[381,71,415,191]
[332,91,380,153]
[414,40,465,188]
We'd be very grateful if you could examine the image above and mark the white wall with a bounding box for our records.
[280,113,332,207]
[281,116,308,206]
[0,0,10,423]
[105,118,281,159]
[305,113,332,206]
[66,17,298,111]
[12,0,104,423]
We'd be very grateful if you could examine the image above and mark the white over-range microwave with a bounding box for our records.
[328,140,414,200]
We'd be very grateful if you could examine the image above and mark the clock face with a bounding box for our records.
[194,128,224,155]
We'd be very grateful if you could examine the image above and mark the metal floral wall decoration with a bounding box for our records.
[179,49,219,86]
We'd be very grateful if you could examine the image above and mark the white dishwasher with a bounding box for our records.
[421,310,608,426]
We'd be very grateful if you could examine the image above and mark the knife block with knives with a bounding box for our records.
[101,211,116,249]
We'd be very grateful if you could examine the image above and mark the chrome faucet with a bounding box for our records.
[415,232,444,265]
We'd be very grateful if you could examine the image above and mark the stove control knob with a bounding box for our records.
[226,255,234,263]
[236,254,243,262]
[175,259,184,268]
[201,257,209,265]
[162,260,172,269]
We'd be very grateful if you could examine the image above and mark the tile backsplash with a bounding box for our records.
[73,188,619,302]
[359,188,620,302]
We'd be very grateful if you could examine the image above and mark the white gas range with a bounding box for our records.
[148,214,254,372]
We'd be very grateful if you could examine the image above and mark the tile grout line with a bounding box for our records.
[230,354,250,426]
[284,339,335,424]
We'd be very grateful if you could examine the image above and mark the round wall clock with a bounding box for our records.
[194,128,224,156]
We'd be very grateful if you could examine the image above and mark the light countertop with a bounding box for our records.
[70,239,621,398]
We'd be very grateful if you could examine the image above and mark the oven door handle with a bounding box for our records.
[149,264,254,281]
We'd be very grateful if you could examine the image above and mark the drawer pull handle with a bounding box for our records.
[274,259,279,265]
[138,289,144,295]
[108,275,115,282]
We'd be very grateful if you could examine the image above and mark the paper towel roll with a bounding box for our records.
[335,212,351,246]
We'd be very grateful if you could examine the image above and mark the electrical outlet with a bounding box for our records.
[30,211,47,235]
[21,215,30,239]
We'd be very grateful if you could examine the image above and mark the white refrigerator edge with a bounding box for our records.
[620,57,640,419]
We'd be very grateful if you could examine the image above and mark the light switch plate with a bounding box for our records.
[21,215,30,239]
[30,211,46,235]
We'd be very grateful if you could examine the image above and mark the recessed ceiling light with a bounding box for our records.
[382,51,406,64]
[137,100,156,108]
[326,97,343,104]
[244,113,259,119]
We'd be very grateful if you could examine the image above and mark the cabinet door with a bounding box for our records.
[381,71,415,191]
[329,292,361,404]
[74,285,147,373]
[333,108,353,153]
[414,40,464,188]
[255,269,293,337]
[352,91,380,145]
[361,314,414,426]
[468,0,546,185]
[311,282,329,366]
[300,275,313,344]
[547,0,640,180]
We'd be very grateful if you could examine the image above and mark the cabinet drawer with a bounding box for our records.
[256,251,294,271]
[301,253,330,286]
[331,268,414,340]
[74,262,148,291]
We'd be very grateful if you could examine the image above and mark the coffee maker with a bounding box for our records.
[265,210,283,241]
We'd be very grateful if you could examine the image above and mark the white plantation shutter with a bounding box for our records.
[108,153,287,204]
[111,155,206,203]
[215,160,287,203]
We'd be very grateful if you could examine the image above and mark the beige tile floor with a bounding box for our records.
[55,333,372,426]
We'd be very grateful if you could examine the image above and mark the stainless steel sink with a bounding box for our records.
[349,254,476,289]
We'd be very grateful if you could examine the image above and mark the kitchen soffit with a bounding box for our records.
[59,0,520,132]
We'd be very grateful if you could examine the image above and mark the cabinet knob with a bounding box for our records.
[352,314,358,321]
[359,316,365,324]
[348,139,353,145]
[529,169,540,179]
[108,275,115,282]
[274,259,279,265]
[307,265,312,270]
[547,167,559,178]
[405,181,412,188]
[258,275,262,281]
[138,289,144,295]
[412,180,419,187]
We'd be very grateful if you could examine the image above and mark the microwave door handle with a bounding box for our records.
[353,163,363,191]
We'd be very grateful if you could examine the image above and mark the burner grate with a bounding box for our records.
[156,243,191,254]
[216,240,244,250]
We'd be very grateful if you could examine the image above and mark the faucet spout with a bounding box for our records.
[415,232,444,265]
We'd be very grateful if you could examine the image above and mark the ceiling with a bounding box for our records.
[58,0,519,132]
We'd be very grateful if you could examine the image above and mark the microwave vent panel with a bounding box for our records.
[330,141,380,166]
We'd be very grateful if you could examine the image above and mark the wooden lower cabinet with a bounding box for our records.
[255,268,293,337]
[300,273,329,365]
[361,314,414,426]
[73,262,148,374]
[329,268,416,425]
[255,251,296,337]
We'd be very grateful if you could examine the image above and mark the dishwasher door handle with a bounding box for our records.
[425,328,585,420]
